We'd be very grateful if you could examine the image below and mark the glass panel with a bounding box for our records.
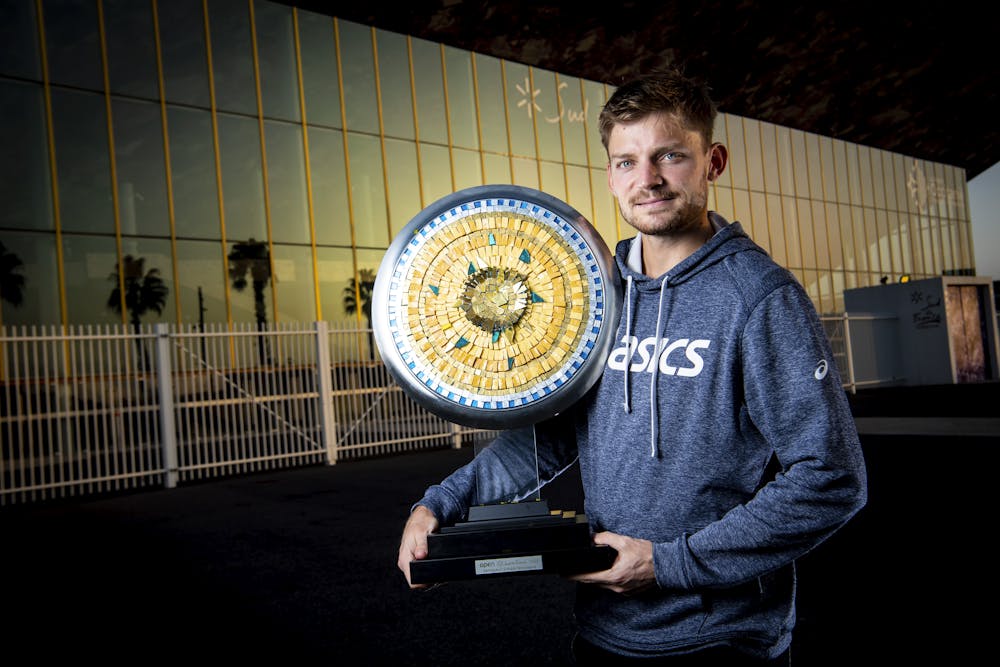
[510,156,538,189]
[825,202,844,271]
[765,193,785,267]
[831,139,849,204]
[354,247,385,350]
[482,152,510,185]
[750,191,774,262]
[731,189,752,245]
[376,29,414,140]
[217,112,266,242]
[474,54,507,154]
[812,200,831,270]
[759,122,779,195]
[347,132,389,247]
[875,209,891,272]
[850,205,868,273]
[444,45,477,150]
[780,195,801,269]
[789,129,808,197]
[104,0,158,99]
[591,167,619,246]
[504,61,536,159]
[797,198,817,268]
[158,0,211,108]
[272,243,315,322]
[417,142,452,210]
[384,138,421,237]
[0,231,60,326]
[540,161,566,202]
[337,19,378,135]
[118,236,175,324]
[566,164,593,227]
[168,106,220,239]
[207,0,256,115]
[887,210,903,274]
[742,118,764,193]
[881,151,897,211]
[583,79,609,168]
[724,115,748,191]
[43,0,102,90]
[62,233,119,325]
[560,77,588,166]
[253,0,299,122]
[226,236,273,325]
[1,0,41,79]
[870,148,887,209]
[819,137,837,202]
[307,126,350,246]
[297,8,341,128]
[844,143,863,205]
[452,147,483,193]
[805,133,824,200]
[774,125,794,195]
[113,99,169,237]
[411,37,447,145]
[0,80,53,231]
[316,245,353,325]
[857,146,874,208]
[51,88,113,234]
[175,238,227,324]
[264,120,309,244]
[532,68,564,163]
[863,208,880,276]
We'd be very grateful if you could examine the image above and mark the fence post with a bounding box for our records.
[450,421,463,449]
[154,323,179,488]
[315,321,338,465]
[842,312,857,394]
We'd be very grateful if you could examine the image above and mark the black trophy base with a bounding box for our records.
[409,499,617,584]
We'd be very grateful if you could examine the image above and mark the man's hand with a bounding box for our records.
[397,505,440,589]
[567,531,656,595]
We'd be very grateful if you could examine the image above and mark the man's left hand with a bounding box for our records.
[567,531,656,595]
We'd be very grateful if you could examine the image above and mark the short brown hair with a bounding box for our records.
[598,66,718,153]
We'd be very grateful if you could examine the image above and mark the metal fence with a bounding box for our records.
[0,322,497,506]
[1,314,898,506]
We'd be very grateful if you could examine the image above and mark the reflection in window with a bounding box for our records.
[175,239,227,325]
[52,88,113,234]
[104,0,158,99]
[308,127,351,246]
[218,113,266,242]
[316,246,354,325]
[227,237,273,330]
[62,234,119,325]
[338,20,379,135]
[168,106,221,239]
[158,0,211,107]
[0,232,60,326]
[43,0,102,90]
[297,9,341,128]
[113,99,169,237]
[0,80,53,231]
[347,132,388,248]
[111,238,175,327]
[273,243,316,323]
[0,0,41,80]
[254,0,300,122]
[208,0,256,115]
[265,120,309,244]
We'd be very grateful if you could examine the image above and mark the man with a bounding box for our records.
[397,67,867,665]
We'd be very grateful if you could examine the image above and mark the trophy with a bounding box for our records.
[372,184,622,584]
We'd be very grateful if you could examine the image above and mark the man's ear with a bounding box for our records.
[707,142,728,182]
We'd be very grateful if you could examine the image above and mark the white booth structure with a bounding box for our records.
[842,276,999,388]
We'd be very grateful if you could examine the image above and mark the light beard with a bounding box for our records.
[619,187,708,237]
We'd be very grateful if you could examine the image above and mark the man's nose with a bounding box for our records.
[638,161,664,188]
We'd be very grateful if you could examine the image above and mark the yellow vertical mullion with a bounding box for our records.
[528,68,542,187]
[499,60,515,183]
[290,8,322,321]
[371,27,393,250]
[439,44,456,192]
[201,0,233,326]
[816,136,836,312]
[96,0,127,325]
[33,0,69,329]
[406,35,425,209]
[150,0,182,324]
[470,54,487,184]
[247,0,277,327]
[554,74,570,201]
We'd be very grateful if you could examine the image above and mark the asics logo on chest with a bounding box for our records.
[607,336,711,377]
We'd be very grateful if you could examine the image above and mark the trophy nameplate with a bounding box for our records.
[372,184,622,583]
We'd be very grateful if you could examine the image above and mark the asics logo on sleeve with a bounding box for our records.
[607,336,711,377]
[814,359,829,380]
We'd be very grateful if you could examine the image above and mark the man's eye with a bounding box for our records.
[617,160,633,169]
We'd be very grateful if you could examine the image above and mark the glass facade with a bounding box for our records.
[0,0,976,330]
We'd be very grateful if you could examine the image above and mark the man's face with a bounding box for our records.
[605,112,718,237]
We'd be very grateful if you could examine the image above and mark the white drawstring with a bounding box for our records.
[648,278,669,457]
[623,275,634,414]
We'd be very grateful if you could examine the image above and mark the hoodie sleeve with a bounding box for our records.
[656,281,868,590]
[414,419,580,525]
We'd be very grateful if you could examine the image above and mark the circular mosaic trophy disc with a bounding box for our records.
[372,184,622,429]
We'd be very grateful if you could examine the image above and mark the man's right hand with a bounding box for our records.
[397,504,439,589]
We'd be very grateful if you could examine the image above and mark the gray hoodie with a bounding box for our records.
[415,213,868,659]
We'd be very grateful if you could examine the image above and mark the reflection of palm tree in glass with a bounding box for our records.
[343,268,376,360]
[228,238,272,364]
[107,255,169,371]
[1,241,26,312]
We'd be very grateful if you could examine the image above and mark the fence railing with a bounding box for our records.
[1,314,900,506]
[0,322,497,506]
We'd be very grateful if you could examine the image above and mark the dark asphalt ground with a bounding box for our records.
[2,384,997,665]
